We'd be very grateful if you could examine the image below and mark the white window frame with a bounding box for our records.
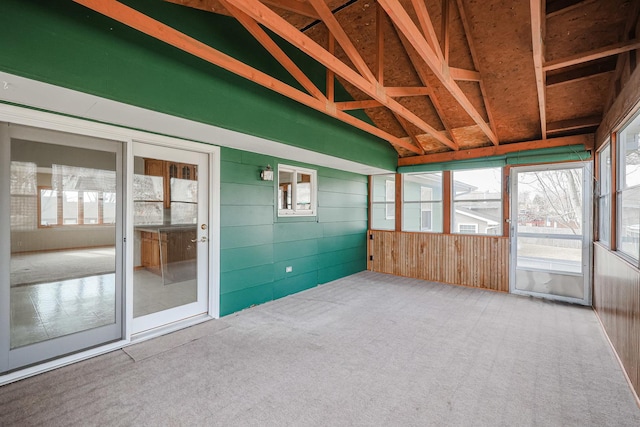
[385,179,395,219]
[277,164,317,217]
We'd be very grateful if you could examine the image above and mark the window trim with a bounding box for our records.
[277,164,317,217]
[596,140,611,247]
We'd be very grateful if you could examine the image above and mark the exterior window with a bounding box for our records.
[617,113,640,262]
[10,161,38,230]
[452,167,502,235]
[371,174,395,230]
[402,172,443,232]
[597,142,611,246]
[278,165,317,216]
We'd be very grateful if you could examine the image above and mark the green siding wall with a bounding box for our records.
[0,0,397,170]
[220,148,368,315]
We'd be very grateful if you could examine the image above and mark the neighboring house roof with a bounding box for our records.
[455,207,500,225]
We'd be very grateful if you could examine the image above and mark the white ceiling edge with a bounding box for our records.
[0,72,394,175]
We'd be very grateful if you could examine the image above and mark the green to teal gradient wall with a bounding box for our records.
[0,0,397,170]
[220,148,367,315]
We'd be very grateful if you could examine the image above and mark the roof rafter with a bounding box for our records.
[530,0,547,139]
[223,0,454,150]
[220,0,325,101]
[379,0,498,145]
[543,39,640,72]
[72,0,425,155]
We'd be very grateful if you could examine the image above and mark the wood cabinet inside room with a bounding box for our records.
[144,158,197,208]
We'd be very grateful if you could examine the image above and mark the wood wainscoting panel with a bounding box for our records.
[593,244,640,397]
[369,230,509,292]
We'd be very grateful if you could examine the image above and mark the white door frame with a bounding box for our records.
[509,161,592,305]
[128,140,219,336]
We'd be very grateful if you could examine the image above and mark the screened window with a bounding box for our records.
[403,172,443,232]
[278,165,317,216]
[617,113,640,262]
[597,142,611,246]
[452,168,502,235]
[371,174,395,230]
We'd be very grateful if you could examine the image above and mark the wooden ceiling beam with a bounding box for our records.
[307,0,376,83]
[455,0,498,143]
[326,32,335,102]
[224,0,456,150]
[335,100,383,110]
[377,3,384,84]
[221,0,325,100]
[449,67,481,82]
[441,0,451,64]
[398,134,594,166]
[392,112,424,152]
[546,58,616,87]
[543,39,640,72]
[410,0,445,63]
[530,0,547,139]
[385,87,431,97]
[73,0,425,155]
[379,0,498,145]
[546,115,601,135]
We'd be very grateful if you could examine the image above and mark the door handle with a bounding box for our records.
[190,236,208,243]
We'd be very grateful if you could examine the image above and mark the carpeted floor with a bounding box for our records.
[1,271,639,426]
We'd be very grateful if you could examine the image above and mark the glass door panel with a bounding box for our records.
[510,163,591,304]
[1,124,123,373]
[132,143,208,335]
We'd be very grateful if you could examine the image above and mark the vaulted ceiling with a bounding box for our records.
[75,0,639,165]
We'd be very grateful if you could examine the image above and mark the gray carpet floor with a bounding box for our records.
[1,271,639,426]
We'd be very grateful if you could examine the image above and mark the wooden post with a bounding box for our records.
[395,173,402,231]
[443,170,451,234]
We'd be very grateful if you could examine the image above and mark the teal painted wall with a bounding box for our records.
[0,0,397,170]
[220,148,367,315]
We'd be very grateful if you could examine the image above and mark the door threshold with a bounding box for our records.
[129,313,213,345]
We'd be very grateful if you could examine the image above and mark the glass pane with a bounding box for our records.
[10,139,117,349]
[403,201,443,232]
[619,113,640,190]
[296,173,311,210]
[83,191,99,224]
[40,189,58,226]
[103,192,116,224]
[371,174,395,202]
[618,187,640,261]
[133,157,198,318]
[278,170,293,210]
[453,168,502,200]
[403,172,442,202]
[453,200,502,235]
[598,196,610,246]
[370,203,395,230]
[516,168,583,235]
[516,236,582,274]
[62,191,79,224]
[599,144,611,196]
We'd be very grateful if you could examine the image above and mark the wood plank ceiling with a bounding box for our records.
[75,0,639,164]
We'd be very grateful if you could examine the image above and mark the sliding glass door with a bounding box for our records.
[0,124,124,373]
